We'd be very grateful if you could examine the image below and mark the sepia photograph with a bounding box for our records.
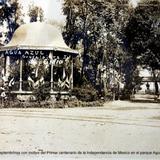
[0,0,160,159]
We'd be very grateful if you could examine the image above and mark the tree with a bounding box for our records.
[63,0,130,98]
[63,0,115,75]
[28,4,44,22]
[0,0,23,44]
[125,0,160,96]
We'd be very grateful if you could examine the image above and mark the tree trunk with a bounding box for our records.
[152,69,159,96]
[81,47,88,80]
[80,0,88,81]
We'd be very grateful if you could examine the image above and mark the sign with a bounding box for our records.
[4,50,49,59]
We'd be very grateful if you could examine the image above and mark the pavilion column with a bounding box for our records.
[5,56,10,80]
[3,55,7,76]
[19,57,23,92]
[4,56,7,76]
[50,52,54,93]
[70,57,73,90]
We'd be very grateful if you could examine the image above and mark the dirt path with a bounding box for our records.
[0,101,160,159]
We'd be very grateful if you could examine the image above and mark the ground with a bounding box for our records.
[0,101,160,159]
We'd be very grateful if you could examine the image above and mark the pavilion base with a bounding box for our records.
[11,90,71,101]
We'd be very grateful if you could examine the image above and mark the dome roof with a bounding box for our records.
[0,22,78,54]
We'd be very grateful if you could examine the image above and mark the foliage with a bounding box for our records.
[28,4,44,22]
[0,0,24,44]
[63,0,130,62]
[72,84,98,102]
[62,0,131,99]
[33,83,50,104]
[125,0,160,69]
[125,0,160,95]
[0,99,105,108]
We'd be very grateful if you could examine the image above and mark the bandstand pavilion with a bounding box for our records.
[0,22,78,97]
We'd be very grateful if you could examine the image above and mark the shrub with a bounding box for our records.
[72,85,98,102]
[120,89,132,100]
[0,99,104,108]
[33,83,50,103]
[67,100,79,108]
[54,100,65,108]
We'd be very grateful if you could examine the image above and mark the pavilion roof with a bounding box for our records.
[0,22,78,55]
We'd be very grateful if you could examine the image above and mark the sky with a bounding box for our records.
[130,0,140,7]
[19,0,66,23]
[19,0,140,23]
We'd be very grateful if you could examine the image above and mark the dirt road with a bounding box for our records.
[0,101,160,159]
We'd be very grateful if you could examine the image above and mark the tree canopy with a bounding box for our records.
[63,0,130,74]
[28,4,44,22]
[125,0,160,70]
[62,0,130,99]
[0,0,23,44]
[125,0,160,95]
